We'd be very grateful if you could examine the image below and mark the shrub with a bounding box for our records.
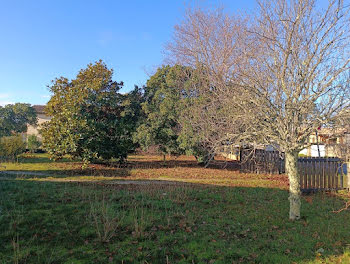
[0,135,26,161]
[27,134,41,153]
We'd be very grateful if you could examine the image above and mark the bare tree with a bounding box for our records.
[243,0,350,220]
[167,8,257,162]
[168,0,350,220]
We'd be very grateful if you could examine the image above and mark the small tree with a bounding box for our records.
[0,135,26,162]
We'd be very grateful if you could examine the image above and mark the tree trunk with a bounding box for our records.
[285,151,301,220]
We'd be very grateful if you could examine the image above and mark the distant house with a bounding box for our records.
[300,128,350,157]
[26,105,51,140]
[221,128,350,160]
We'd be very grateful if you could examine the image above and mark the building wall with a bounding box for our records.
[300,130,350,157]
[26,114,51,140]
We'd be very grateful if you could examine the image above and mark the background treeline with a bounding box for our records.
[39,61,209,166]
[0,62,208,165]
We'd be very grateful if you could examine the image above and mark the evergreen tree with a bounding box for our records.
[41,60,136,165]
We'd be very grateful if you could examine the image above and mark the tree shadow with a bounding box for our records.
[110,156,240,171]
[0,179,349,263]
[17,154,77,164]
[0,155,241,180]
[7,154,241,170]
[0,168,132,178]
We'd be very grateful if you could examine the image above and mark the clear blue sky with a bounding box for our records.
[0,0,256,106]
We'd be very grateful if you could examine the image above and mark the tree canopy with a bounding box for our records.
[41,60,138,165]
[134,65,186,158]
[0,103,37,137]
[134,64,226,163]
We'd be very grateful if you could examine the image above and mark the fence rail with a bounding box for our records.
[240,149,347,192]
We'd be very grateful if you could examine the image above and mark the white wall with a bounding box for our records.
[300,145,325,157]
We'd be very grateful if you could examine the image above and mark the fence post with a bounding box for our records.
[347,161,350,191]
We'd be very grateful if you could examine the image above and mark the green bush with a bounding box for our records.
[0,135,26,161]
[27,134,41,153]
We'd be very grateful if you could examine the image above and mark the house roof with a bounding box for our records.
[317,127,348,136]
[32,105,46,115]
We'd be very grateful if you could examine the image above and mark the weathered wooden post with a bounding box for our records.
[347,160,350,191]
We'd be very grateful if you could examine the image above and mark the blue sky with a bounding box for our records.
[0,0,256,106]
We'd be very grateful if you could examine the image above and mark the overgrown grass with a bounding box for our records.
[0,154,350,263]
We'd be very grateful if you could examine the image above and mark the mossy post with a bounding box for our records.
[285,151,300,220]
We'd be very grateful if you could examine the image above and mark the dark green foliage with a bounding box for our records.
[134,65,187,156]
[27,135,41,153]
[177,119,210,163]
[0,135,26,160]
[79,83,139,162]
[119,85,145,151]
[41,60,137,165]
[134,65,211,162]
[0,103,37,137]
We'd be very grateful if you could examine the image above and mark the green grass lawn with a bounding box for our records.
[0,154,350,263]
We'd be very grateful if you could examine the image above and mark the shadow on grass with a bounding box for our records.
[0,179,349,263]
[116,158,241,171]
[17,154,78,164]
[0,155,241,180]
[0,168,132,178]
[6,154,240,174]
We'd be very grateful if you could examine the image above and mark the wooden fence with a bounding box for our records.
[240,149,347,192]
[298,157,346,192]
[240,149,284,174]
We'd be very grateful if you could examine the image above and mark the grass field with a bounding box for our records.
[0,153,350,263]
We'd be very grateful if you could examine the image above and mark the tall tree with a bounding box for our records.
[134,65,186,159]
[168,8,251,163]
[0,103,37,137]
[168,0,350,220]
[41,60,136,165]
